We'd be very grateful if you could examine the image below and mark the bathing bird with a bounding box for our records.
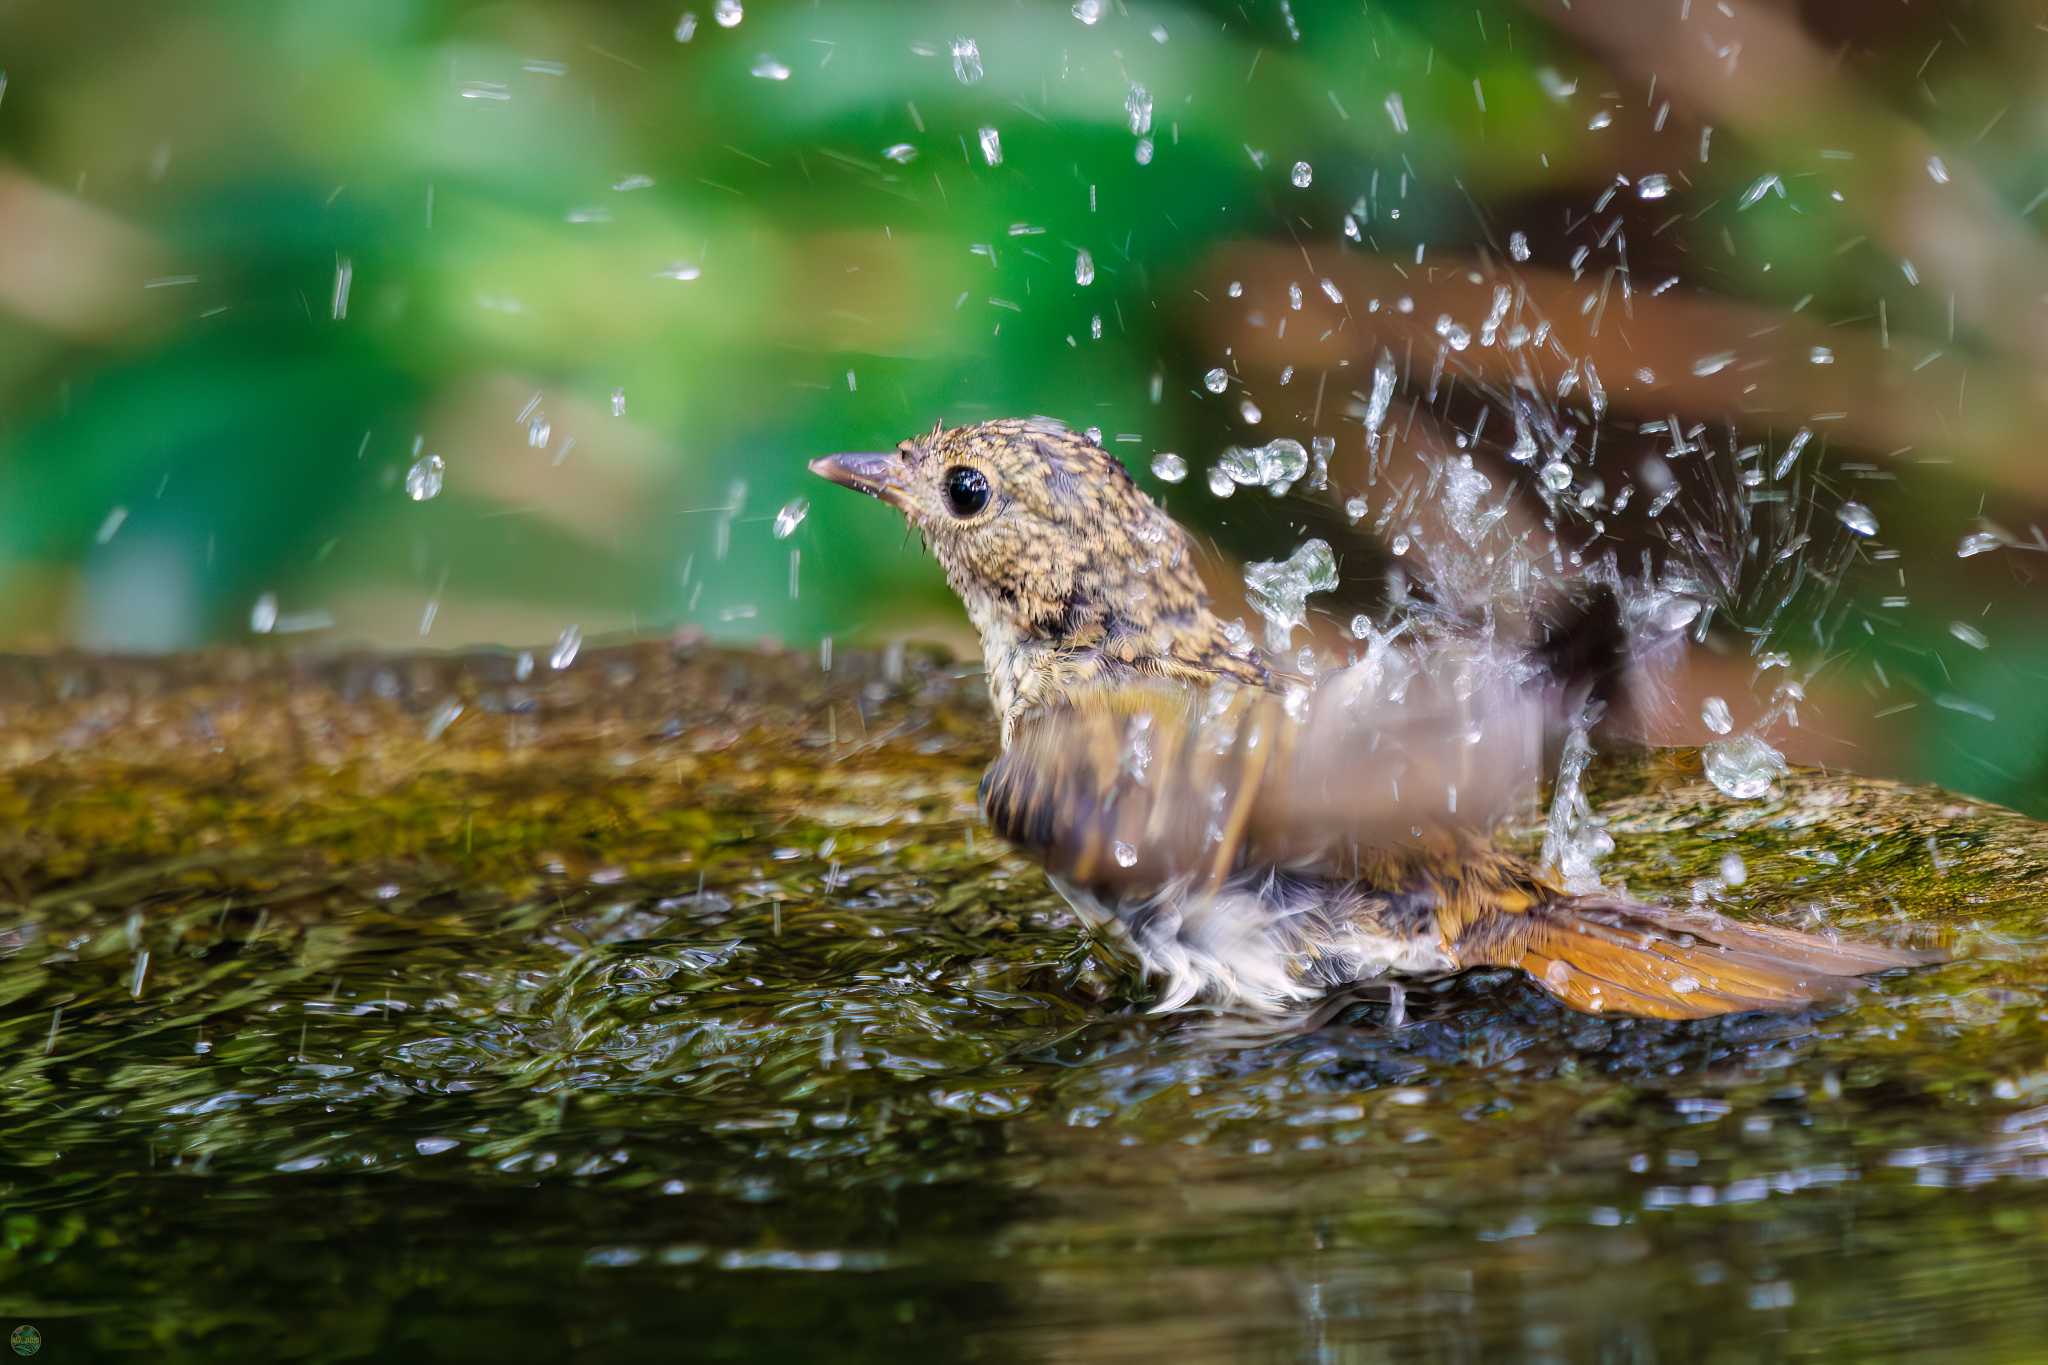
[812,417,1932,1021]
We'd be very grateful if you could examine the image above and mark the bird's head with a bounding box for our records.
[813,418,1265,721]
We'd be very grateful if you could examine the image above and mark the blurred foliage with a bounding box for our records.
[1,0,2046,808]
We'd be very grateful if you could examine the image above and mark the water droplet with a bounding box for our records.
[674,12,698,42]
[551,625,583,671]
[1442,457,1499,543]
[1809,346,1835,365]
[1072,0,1103,24]
[1239,398,1262,425]
[750,55,789,81]
[416,1137,460,1156]
[250,593,279,634]
[1244,539,1339,650]
[1364,349,1397,439]
[1113,840,1138,868]
[1290,160,1313,188]
[1702,733,1786,801]
[1539,459,1573,492]
[977,126,1003,166]
[405,453,445,502]
[713,0,743,27]
[1926,155,1950,184]
[1701,696,1733,735]
[1344,495,1367,523]
[1207,465,1236,498]
[1074,248,1095,286]
[1773,428,1812,480]
[773,497,809,539]
[1719,853,1748,887]
[1319,278,1343,304]
[882,143,917,164]
[1957,531,2002,558]
[1837,501,1879,537]
[1737,173,1784,210]
[1949,621,1989,650]
[1509,231,1530,262]
[1309,435,1334,488]
[1691,351,1736,377]
[1383,92,1408,134]
[1203,367,1229,394]
[1636,173,1671,200]
[610,387,626,417]
[950,36,983,84]
[1150,452,1187,483]
[1125,83,1152,136]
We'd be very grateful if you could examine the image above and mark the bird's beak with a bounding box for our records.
[809,452,910,511]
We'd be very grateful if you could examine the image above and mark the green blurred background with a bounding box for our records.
[1,0,2045,811]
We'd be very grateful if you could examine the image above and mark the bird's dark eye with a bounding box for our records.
[941,465,991,518]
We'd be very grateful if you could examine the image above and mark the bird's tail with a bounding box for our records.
[1454,894,1941,1020]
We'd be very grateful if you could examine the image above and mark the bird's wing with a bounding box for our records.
[979,654,1548,896]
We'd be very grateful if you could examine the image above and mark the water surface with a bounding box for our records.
[1,642,2043,1361]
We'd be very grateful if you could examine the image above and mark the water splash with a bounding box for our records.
[1244,539,1339,650]
[405,454,445,502]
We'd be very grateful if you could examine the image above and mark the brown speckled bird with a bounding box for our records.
[813,418,1934,1022]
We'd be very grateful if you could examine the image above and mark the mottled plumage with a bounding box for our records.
[813,418,1936,1021]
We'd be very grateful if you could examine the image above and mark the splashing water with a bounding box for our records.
[1216,439,1308,494]
[405,454,445,502]
[1701,733,1788,801]
[1124,84,1152,137]
[1150,452,1187,483]
[1363,350,1397,440]
[1540,714,1613,892]
[950,37,982,85]
[1244,539,1339,650]
[1441,456,1503,545]
[1838,502,1880,537]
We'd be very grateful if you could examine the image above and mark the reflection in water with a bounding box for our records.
[0,643,2042,1359]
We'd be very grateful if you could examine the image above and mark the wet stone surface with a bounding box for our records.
[1,640,2045,1361]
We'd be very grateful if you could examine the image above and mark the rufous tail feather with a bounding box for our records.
[1455,896,1942,1021]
